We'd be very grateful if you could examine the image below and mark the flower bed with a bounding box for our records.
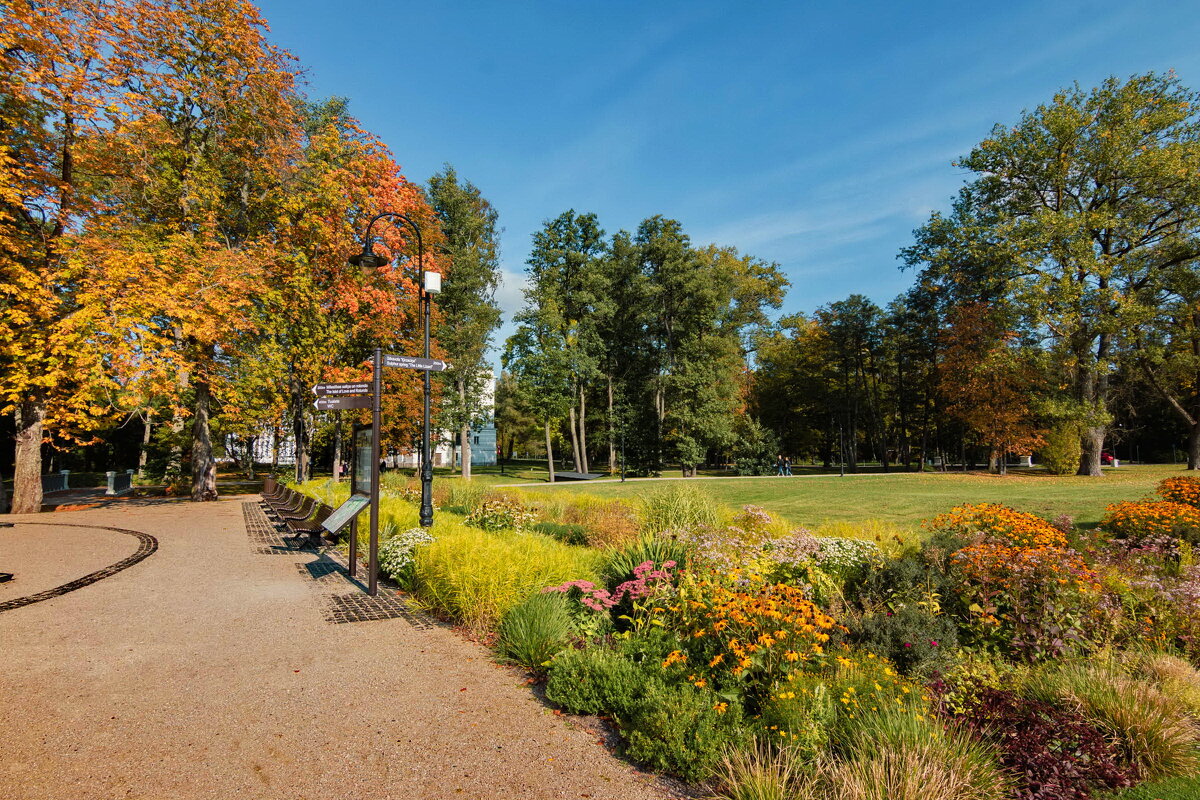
[291,478,1200,799]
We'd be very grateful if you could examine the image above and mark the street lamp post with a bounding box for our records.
[350,212,437,529]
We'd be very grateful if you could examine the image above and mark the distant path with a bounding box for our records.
[0,498,680,800]
[491,471,902,488]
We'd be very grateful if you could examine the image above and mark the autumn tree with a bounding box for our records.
[0,0,136,512]
[426,164,501,479]
[938,303,1045,473]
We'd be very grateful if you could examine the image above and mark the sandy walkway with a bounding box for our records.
[0,498,678,800]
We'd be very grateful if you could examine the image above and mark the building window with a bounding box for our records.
[474,436,480,444]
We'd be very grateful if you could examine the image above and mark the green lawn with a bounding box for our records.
[513,464,1187,529]
[1104,775,1200,800]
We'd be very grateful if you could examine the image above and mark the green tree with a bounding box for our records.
[522,209,606,473]
[907,72,1200,475]
[427,164,502,479]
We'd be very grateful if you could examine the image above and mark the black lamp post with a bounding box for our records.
[350,212,437,528]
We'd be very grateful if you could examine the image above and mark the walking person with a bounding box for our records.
[776,455,785,476]
[783,455,792,476]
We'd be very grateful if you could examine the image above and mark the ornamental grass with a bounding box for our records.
[826,708,1012,800]
[1025,662,1200,781]
[710,742,822,800]
[413,527,602,633]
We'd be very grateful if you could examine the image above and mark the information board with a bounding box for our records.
[321,494,371,535]
[354,424,374,496]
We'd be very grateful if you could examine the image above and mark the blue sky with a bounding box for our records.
[255,0,1200,344]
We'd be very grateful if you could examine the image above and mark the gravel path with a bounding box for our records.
[0,498,679,800]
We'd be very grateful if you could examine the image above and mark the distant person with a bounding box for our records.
[776,455,785,476]
[783,456,792,476]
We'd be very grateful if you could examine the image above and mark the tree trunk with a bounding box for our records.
[578,385,589,474]
[293,403,310,483]
[607,377,617,474]
[332,411,342,481]
[245,436,256,479]
[271,426,280,471]
[568,403,583,473]
[460,425,472,480]
[1078,425,1105,477]
[1188,424,1200,470]
[167,408,185,482]
[138,416,151,478]
[0,467,8,514]
[544,419,556,483]
[190,380,218,501]
[459,380,471,479]
[12,400,45,514]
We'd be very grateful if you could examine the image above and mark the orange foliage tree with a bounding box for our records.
[0,0,134,512]
[938,303,1044,474]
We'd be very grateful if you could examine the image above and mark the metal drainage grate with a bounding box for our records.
[242,501,298,555]
[322,592,433,627]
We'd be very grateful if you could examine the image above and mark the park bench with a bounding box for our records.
[265,488,305,516]
[274,495,316,524]
[552,471,604,481]
[262,485,290,507]
[283,503,335,550]
[263,488,295,513]
[266,489,309,520]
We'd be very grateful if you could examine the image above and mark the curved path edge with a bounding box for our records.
[0,523,158,613]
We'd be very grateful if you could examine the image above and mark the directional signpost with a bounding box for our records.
[309,352,452,596]
[312,381,372,397]
[313,395,372,411]
[381,354,448,372]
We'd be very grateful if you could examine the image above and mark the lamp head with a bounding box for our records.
[349,243,388,269]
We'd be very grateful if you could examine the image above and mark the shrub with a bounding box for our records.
[927,503,1068,548]
[1040,425,1082,475]
[1157,476,1200,509]
[951,687,1131,799]
[465,493,538,532]
[531,520,589,545]
[1101,500,1200,546]
[1025,663,1200,780]
[497,591,573,673]
[638,482,721,534]
[378,525,435,589]
[621,681,753,782]
[813,537,882,585]
[854,606,958,676]
[814,519,916,558]
[1036,424,1084,474]
[444,481,488,515]
[600,534,691,591]
[854,553,953,615]
[660,574,840,714]
[413,528,601,632]
[827,708,1012,800]
[756,681,834,760]
[544,646,657,717]
[561,496,640,548]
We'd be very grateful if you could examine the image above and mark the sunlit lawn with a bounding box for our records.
[514,464,1186,529]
